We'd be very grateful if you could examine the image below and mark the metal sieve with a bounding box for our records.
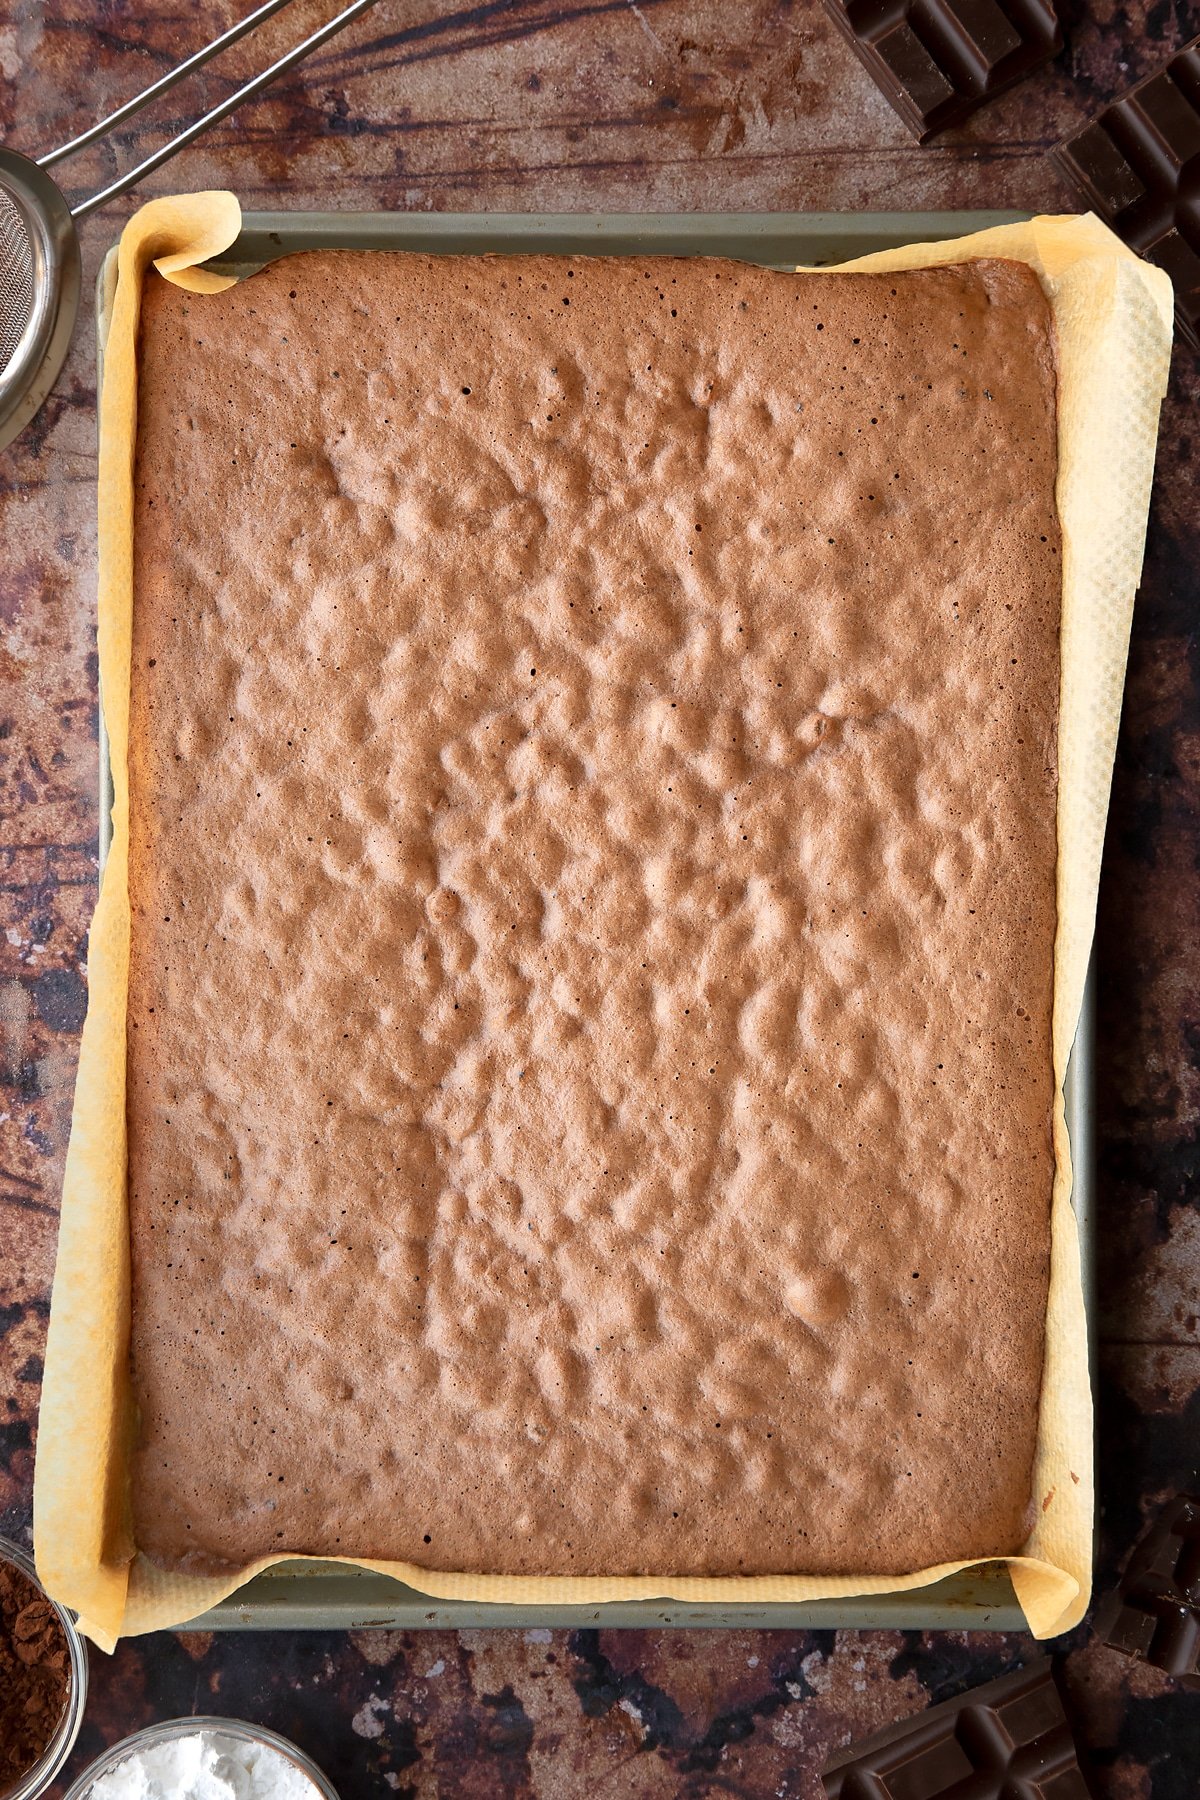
[0,0,380,451]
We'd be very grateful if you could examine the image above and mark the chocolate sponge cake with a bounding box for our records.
[127,251,1060,1575]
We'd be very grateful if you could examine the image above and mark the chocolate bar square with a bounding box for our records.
[822,1659,1094,1798]
[823,0,1062,141]
[822,1659,1093,1798]
[1053,38,1200,351]
[1095,1494,1200,1686]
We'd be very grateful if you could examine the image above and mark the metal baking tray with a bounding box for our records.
[97,211,1092,1632]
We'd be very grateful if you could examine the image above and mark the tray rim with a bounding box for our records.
[96,208,1090,1634]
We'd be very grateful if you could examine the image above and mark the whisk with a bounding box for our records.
[0,0,380,451]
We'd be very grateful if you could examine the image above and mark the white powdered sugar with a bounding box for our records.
[82,1731,326,1800]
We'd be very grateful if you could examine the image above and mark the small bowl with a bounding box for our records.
[61,1718,341,1800]
[0,1533,89,1800]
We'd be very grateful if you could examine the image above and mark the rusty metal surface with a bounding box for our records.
[1,1,1198,1795]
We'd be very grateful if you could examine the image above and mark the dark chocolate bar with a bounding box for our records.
[821,1658,1093,1798]
[1095,1494,1200,1686]
[822,0,1062,142]
[1053,38,1200,351]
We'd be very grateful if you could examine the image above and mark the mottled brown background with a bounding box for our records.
[1,1,1198,1795]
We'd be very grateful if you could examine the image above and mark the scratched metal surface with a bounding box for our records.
[1,2,1198,1796]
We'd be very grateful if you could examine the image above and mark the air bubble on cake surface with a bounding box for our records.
[784,1270,850,1328]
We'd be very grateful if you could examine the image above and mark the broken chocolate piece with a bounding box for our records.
[1095,1494,1200,1686]
[1053,38,1200,351]
[821,1658,1093,1798]
[822,0,1062,142]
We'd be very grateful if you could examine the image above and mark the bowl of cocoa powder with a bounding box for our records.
[0,1536,87,1800]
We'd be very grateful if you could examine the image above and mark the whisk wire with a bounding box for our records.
[38,0,299,171]
[0,0,381,448]
[72,0,381,219]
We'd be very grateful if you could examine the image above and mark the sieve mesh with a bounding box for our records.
[0,179,35,376]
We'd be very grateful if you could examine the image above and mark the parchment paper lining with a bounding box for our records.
[33,195,1173,1649]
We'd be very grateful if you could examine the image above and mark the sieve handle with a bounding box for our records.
[69,0,382,220]
[39,0,299,171]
